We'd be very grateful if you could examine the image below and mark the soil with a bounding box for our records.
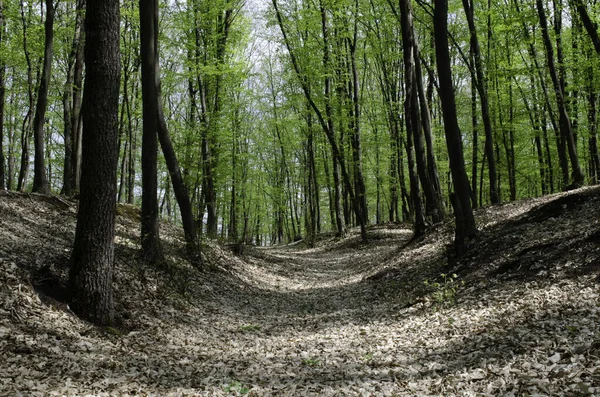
[1,187,599,396]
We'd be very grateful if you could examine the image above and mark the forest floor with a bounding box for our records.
[1,188,600,396]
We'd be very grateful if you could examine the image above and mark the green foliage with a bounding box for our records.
[239,324,261,332]
[223,380,250,395]
[423,273,464,307]
[301,358,321,367]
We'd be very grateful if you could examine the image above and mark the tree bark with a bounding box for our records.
[536,0,584,187]
[433,0,477,248]
[17,0,35,192]
[569,0,600,55]
[0,0,5,190]
[61,0,85,196]
[462,0,499,204]
[139,0,162,263]
[32,0,54,195]
[69,0,121,326]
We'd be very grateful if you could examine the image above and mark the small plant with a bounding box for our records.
[223,380,250,395]
[423,273,463,306]
[239,324,261,332]
[302,358,321,367]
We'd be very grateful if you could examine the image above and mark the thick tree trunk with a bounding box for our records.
[434,0,477,248]
[69,0,120,326]
[32,0,54,195]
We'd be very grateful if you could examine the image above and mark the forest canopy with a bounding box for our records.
[0,0,599,247]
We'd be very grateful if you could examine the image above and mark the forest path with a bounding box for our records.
[1,190,600,396]
[227,228,412,317]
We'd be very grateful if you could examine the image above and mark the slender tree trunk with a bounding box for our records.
[272,0,366,240]
[17,0,35,192]
[462,0,499,204]
[157,102,200,260]
[0,0,5,190]
[434,0,477,249]
[69,0,120,326]
[401,0,444,225]
[71,25,85,193]
[32,0,54,195]
[415,46,445,219]
[61,0,85,196]
[470,49,478,207]
[536,0,584,187]
[7,84,14,190]
[347,1,369,228]
[139,0,162,263]
[570,0,600,54]
[147,2,199,259]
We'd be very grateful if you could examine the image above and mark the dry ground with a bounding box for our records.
[1,188,599,396]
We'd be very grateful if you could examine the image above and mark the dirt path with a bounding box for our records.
[1,191,600,396]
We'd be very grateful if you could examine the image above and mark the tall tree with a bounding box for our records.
[0,0,5,190]
[536,0,584,187]
[61,0,85,196]
[461,0,499,204]
[16,0,36,191]
[139,0,162,263]
[69,0,121,325]
[399,0,426,235]
[570,0,600,55]
[31,0,55,194]
[433,0,477,249]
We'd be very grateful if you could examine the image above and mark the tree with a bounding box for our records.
[61,0,85,196]
[139,0,200,260]
[433,0,477,249]
[0,0,5,190]
[536,0,584,188]
[31,0,54,194]
[569,0,600,55]
[139,0,162,263]
[69,0,121,325]
[461,0,499,204]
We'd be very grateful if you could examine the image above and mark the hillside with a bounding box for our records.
[1,188,599,396]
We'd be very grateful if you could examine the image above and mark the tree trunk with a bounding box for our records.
[157,101,200,260]
[569,0,600,55]
[272,0,366,240]
[61,0,85,196]
[139,0,162,263]
[536,0,584,187]
[462,0,499,204]
[0,0,5,190]
[433,0,477,248]
[71,24,85,193]
[470,49,478,207]
[69,0,120,326]
[17,0,35,192]
[32,0,54,195]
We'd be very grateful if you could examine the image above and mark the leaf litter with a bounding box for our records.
[0,188,599,396]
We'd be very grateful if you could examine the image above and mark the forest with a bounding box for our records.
[1,0,600,395]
